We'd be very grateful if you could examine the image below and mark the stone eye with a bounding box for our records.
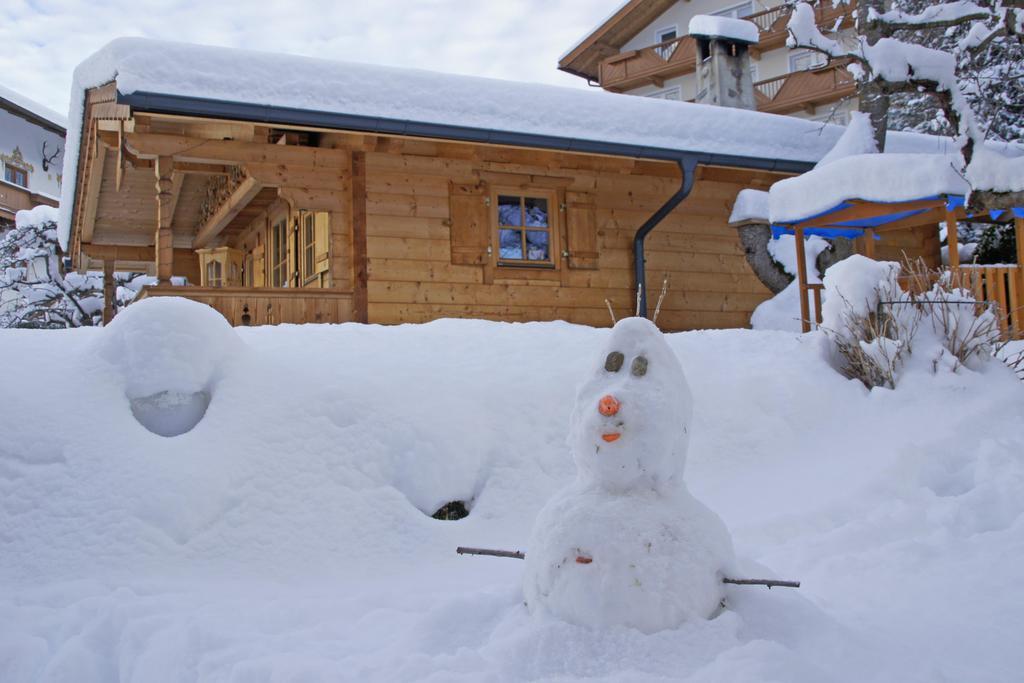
[605,351,624,373]
[631,356,648,377]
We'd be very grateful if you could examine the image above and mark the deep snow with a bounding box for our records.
[1,299,1023,682]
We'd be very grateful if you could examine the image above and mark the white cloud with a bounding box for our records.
[0,0,613,117]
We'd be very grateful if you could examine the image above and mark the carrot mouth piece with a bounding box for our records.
[601,433,621,443]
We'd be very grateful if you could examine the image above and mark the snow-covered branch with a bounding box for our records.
[868,2,992,31]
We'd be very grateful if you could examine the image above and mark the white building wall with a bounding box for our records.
[0,107,66,201]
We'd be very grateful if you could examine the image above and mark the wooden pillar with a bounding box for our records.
[155,155,175,283]
[863,227,876,259]
[102,260,115,325]
[794,226,811,333]
[350,151,369,323]
[1015,218,1024,339]
[946,210,960,270]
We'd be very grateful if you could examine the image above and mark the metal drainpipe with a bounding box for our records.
[633,156,700,318]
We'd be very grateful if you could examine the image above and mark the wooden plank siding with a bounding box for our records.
[360,148,776,330]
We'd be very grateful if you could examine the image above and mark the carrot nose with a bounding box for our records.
[598,394,621,417]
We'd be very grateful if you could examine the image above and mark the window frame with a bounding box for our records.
[269,216,290,288]
[491,186,560,270]
[647,86,683,101]
[653,25,679,59]
[4,164,28,188]
[711,1,754,19]
[300,211,317,284]
[789,49,827,73]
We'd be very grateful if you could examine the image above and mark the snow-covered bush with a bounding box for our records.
[821,255,1001,388]
[0,206,156,328]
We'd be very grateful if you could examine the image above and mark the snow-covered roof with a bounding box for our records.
[0,83,67,130]
[769,153,969,224]
[688,15,760,44]
[58,37,1020,249]
[728,189,769,224]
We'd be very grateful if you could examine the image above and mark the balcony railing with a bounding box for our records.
[135,286,354,326]
[599,36,697,93]
[753,62,856,115]
[598,1,856,92]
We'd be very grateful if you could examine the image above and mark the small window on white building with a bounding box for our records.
[789,50,827,73]
[712,2,754,19]
[647,86,682,101]
[654,26,678,59]
[4,164,28,188]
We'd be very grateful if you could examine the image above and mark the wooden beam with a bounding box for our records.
[864,227,876,259]
[792,198,945,230]
[124,132,348,168]
[193,176,263,248]
[351,151,369,323]
[102,260,115,325]
[167,171,185,230]
[795,226,811,333]
[81,144,107,243]
[155,156,175,282]
[81,244,155,261]
[946,210,960,269]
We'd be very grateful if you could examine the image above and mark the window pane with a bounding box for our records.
[525,231,549,261]
[524,197,548,227]
[499,228,523,259]
[498,196,522,226]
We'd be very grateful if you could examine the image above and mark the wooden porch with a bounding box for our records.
[135,286,355,326]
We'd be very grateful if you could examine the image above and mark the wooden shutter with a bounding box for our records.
[253,244,266,287]
[565,191,599,269]
[314,212,330,274]
[449,180,489,265]
[288,215,299,287]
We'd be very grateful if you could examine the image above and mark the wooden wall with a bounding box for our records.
[358,145,778,331]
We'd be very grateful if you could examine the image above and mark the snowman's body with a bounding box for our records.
[523,318,735,633]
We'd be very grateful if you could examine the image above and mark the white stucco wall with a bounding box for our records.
[0,107,66,200]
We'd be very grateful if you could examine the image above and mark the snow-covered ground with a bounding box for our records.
[2,300,1023,682]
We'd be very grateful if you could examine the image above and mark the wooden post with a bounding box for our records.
[794,226,811,333]
[863,227,876,259]
[102,260,115,325]
[1016,218,1024,339]
[946,210,960,269]
[155,155,175,283]
[350,151,369,323]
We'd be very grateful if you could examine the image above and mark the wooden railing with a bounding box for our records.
[953,265,1023,340]
[753,63,856,115]
[135,286,354,326]
[598,1,856,92]
[599,36,697,92]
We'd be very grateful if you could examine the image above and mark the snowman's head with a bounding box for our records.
[569,317,693,493]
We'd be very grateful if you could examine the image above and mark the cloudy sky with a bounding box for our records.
[1,0,615,116]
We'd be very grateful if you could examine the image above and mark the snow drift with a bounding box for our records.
[1,298,1023,681]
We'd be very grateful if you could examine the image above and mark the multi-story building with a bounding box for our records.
[0,84,67,229]
[559,0,857,123]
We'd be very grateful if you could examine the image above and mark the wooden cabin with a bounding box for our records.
[63,39,945,330]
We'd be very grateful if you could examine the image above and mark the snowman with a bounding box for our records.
[523,317,736,633]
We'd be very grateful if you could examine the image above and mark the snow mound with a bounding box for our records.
[820,254,901,333]
[93,297,243,435]
[728,188,769,224]
[815,111,879,168]
[688,15,760,44]
[14,205,59,229]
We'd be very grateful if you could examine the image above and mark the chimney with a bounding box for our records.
[688,15,759,110]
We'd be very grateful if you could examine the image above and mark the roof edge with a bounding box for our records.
[117,90,815,175]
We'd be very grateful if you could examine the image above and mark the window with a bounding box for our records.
[270,218,290,287]
[495,191,555,266]
[711,2,754,19]
[654,26,678,59]
[4,165,27,188]
[647,86,682,101]
[789,49,827,73]
[205,260,223,287]
[302,212,316,283]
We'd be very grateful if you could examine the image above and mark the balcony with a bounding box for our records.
[135,286,354,326]
[598,1,856,93]
[753,62,856,115]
